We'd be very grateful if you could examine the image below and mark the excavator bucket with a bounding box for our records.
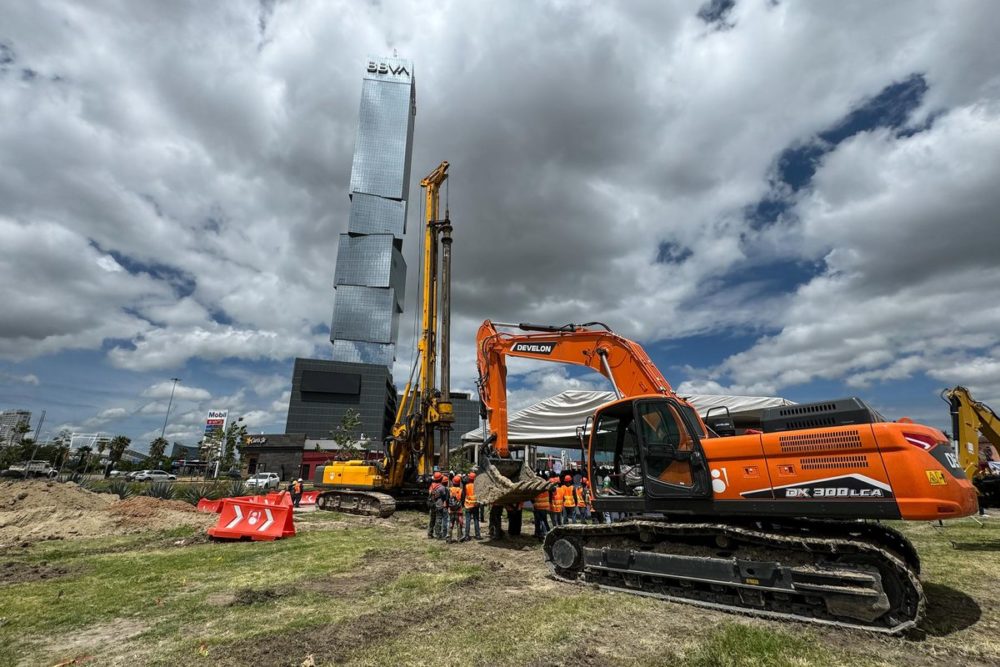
[475,457,551,506]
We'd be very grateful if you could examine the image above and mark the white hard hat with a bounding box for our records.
[298,478,303,481]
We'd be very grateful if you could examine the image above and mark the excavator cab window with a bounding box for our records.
[590,403,644,497]
[634,399,709,498]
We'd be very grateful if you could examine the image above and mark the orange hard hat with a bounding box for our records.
[469,472,476,480]
[433,471,442,481]
[453,475,462,484]
[564,475,572,483]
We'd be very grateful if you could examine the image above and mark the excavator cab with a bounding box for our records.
[588,396,711,504]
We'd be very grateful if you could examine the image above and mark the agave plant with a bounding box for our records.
[141,481,176,500]
[108,479,137,500]
[228,480,246,497]
[177,483,222,505]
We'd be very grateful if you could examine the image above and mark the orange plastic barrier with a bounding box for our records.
[196,498,224,513]
[207,498,296,541]
[299,490,319,505]
[264,491,293,507]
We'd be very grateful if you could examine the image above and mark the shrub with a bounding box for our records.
[108,479,138,500]
[228,480,246,497]
[142,481,175,500]
[177,483,225,505]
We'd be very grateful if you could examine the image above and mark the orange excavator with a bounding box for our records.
[473,320,978,633]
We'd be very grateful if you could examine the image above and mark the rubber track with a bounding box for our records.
[543,520,924,634]
[316,490,396,518]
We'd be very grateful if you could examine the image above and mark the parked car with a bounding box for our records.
[133,469,176,482]
[220,469,243,480]
[245,472,280,490]
[108,470,125,478]
[126,470,147,481]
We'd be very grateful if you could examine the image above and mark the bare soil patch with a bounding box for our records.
[210,602,435,667]
[0,559,72,585]
[0,480,214,546]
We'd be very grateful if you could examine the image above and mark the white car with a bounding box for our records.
[134,469,176,482]
[245,472,280,490]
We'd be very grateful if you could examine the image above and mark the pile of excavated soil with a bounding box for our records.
[0,480,214,546]
[108,496,211,531]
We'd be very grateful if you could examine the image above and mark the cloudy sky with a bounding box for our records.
[2,0,999,450]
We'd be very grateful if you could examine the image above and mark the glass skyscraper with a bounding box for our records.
[330,55,416,367]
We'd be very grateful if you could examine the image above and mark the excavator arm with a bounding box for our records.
[945,385,1000,478]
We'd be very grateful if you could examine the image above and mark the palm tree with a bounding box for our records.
[148,436,168,467]
[109,435,131,467]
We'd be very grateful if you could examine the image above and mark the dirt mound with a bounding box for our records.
[0,480,214,546]
[109,496,212,531]
[1,479,115,511]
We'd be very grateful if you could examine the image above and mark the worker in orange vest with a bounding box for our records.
[462,472,481,541]
[578,477,592,523]
[560,475,578,524]
[427,471,444,538]
[549,475,563,526]
[532,482,551,540]
[448,475,464,543]
[291,478,303,508]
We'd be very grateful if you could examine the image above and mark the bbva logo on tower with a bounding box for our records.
[368,61,410,77]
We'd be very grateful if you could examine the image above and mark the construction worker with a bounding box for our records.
[578,477,592,522]
[448,475,464,542]
[427,471,444,538]
[435,476,452,539]
[462,471,481,541]
[560,475,578,524]
[291,478,303,508]
[549,475,563,526]
[532,482,551,540]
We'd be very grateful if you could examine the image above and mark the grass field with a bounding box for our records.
[3,509,1000,666]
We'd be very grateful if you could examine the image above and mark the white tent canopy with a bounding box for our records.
[460,390,794,445]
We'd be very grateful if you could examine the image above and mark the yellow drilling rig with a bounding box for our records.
[314,161,455,516]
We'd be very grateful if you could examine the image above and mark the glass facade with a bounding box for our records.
[331,55,415,367]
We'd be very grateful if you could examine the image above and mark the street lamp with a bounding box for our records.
[160,378,181,441]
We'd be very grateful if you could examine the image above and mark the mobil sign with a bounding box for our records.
[204,409,229,435]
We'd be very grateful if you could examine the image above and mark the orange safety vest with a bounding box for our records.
[560,484,577,507]
[293,481,302,494]
[464,482,477,508]
[550,486,563,511]
[449,485,463,511]
[578,486,591,509]
[533,490,550,511]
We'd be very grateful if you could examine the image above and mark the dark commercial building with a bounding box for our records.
[239,433,307,481]
[449,393,482,446]
[285,358,397,441]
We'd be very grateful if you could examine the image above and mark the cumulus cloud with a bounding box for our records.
[142,381,212,402]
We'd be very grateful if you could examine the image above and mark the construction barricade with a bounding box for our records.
[196,498,224,513]
[299,490,319,506]
[207,497,296,541]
